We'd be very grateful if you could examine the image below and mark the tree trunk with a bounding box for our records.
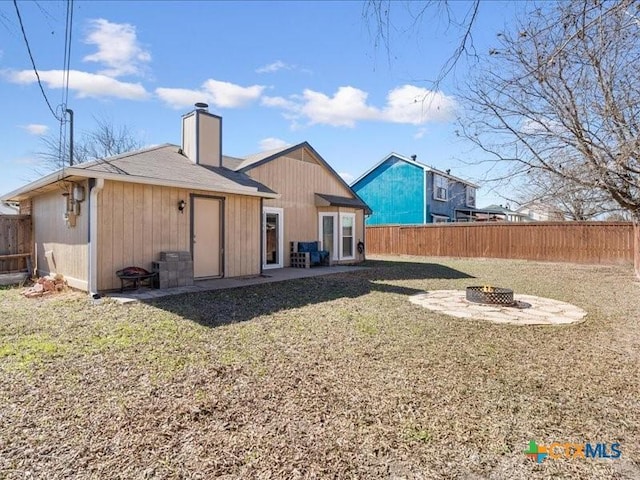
[634,214,640,280]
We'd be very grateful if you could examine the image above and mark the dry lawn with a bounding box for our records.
[0,255,639,479]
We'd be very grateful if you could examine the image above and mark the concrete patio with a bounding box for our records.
[108,265,367,303]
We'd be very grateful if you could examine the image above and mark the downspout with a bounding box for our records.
[88,178,104,298]
[260,197,264,274]
[423,169,427,224]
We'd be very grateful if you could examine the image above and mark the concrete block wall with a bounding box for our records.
[153,251,194,289]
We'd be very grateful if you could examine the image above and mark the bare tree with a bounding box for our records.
[459,0,640,277]
[38,116,143,172]
[362,0,481,86]
[515,170,621,221]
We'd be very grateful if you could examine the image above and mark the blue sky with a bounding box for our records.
[1,0,519,205]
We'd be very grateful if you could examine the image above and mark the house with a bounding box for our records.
[0,202,19,215]
[0,105,370,294]
[475,204,531,222]
[516,202,566,221]
[351,153,479,224]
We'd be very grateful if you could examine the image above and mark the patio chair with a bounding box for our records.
[290,241,330,268]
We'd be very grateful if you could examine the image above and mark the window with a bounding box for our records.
[466,186,476,207]
[319,213,356,260]
[433,174,448,201]
[432,214,449,223]
[340,213,355,259]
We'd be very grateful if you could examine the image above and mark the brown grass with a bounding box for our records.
[1,255,638,479]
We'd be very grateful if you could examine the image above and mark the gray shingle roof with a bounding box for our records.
[315,193,372,214]
[232,145,293,171]
[73,144,274,195]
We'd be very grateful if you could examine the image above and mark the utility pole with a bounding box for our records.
[66,108,74,166]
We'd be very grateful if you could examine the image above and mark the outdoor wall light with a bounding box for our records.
[178,199,186,213]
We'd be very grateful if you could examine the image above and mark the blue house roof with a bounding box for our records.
[351,152,479,189]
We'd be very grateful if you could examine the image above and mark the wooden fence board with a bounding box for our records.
[0,215,32,273]
[365,222,634,265]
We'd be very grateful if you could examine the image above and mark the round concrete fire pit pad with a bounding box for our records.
[409,290,587,325]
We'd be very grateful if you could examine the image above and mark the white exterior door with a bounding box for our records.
[192,196,222,278]
[263,207,283,269]
[319,213,338,261]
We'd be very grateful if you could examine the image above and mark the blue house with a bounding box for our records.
[351,153,479,225]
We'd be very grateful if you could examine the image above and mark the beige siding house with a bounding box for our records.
[1,107,370,294]
[228,143,369,268]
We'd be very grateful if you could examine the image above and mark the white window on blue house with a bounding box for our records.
[432,214,449,223]
[433,174,448,201]
[466,186,476,207]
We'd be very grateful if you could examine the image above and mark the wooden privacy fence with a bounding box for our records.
[366,222,635,264]
[0,215,32,273]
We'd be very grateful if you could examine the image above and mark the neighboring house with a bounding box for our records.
[516,202,566,221]
[351,153,478,225]
[0,202,19,215]
[0,106,370,294]
[476,204,531,222]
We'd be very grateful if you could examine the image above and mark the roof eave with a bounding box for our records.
[2,167,280,201]
[77,169,280,198]
[0,169,71,202]
[351,152,479,189]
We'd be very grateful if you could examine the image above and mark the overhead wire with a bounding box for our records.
[12,0,61,122]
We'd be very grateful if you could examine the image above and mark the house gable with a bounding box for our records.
[352,155,424,225]
[238,142,368,209]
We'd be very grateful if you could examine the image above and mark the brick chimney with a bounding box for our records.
[181,103,222,167]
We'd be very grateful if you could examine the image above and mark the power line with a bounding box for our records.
[12,0,61,121]
[61,0,73,108]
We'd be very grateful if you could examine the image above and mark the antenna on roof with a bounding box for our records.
[195,102,209,112]
[411,154,417,161]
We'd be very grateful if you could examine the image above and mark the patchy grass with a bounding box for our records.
[0,255,639,479]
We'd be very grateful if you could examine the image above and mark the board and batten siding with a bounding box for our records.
[97,180,260,291]
[352,156,424,225]
[246,147,365,266]
[32,182,89,290]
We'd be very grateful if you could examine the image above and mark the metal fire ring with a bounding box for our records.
[466,286,515,305]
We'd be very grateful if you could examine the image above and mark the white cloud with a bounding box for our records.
[258,137,290,151]
[413,128,427,139]
[263,84,456,128]
[520,117,565,135]
[256,60,312,74]
[256,60,290,73]
[156,79,265,109]
[338,172,355,184]
[261,96,298,110]
[5,69,149,100]
[83,19,151,77]
[383,85,456,125]
[21,124,49,136]
[299,87,379,127]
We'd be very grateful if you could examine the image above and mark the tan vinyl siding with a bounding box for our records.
[224,194,261,278]
[32,182,89,290]
[246,146,364,265]
[97,180,260,291]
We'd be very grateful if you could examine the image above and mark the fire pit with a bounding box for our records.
[466,285,515,306]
